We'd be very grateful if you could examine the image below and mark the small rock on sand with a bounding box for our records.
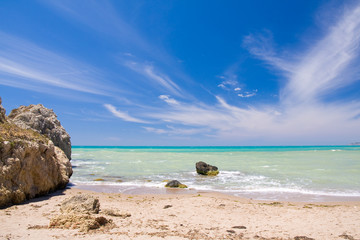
[60,194,100,214]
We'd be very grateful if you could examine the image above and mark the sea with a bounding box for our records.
[70,146,360,202]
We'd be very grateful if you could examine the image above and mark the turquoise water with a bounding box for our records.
[70,146,360,201]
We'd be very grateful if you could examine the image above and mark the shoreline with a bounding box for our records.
[68,186,360,206]
[70,182,360,203]
[1,187,359,239]
[70,145,360,206]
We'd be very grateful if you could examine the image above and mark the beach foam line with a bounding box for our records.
[70,179,360,199]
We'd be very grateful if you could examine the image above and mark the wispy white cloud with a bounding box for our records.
[0,31,112,96]
[144,125,207,136]
[42,0,184,74]
[217,64,240,90]
[217,63,257,98]
[238,90,258,98]
[148,96,360,144]
[30,1,360,144]
[104,104,149,123]
[282,4,360,105]
[44,0,195,102]
[244,5,360,105]
[143,65,183,96]
[217,78,238,90]
[42,0,150,54]
[159,95,179,105]
[144,4,360,143]
[143,127,167,134]
[242,30,295,74]
[149,97,239,132]
[124,60,183,96]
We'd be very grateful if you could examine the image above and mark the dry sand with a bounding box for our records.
[0,188,359,240]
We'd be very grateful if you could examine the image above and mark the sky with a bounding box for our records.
[1,0,360,146]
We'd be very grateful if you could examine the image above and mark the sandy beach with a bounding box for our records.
[1,188,359,240]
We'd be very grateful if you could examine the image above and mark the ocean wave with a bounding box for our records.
[70,179,360,199]
[71,160,98,166]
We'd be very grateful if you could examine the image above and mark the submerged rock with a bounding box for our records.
[8,104,72,159]
[165,180,188,188]
[196,161,219,176]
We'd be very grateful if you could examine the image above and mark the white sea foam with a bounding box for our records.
[70,178,360,199]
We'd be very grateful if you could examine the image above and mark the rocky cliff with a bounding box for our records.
[8,104,72,160]
[0,98,72,208]
[0,97,6,123]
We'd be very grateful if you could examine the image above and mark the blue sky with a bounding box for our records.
[1,0,360,146]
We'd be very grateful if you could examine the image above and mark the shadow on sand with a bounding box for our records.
[2,183,74,209]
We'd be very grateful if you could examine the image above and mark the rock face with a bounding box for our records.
[8,104,72,160]
[165,180,188,188]
[0,98,73,208]
[0,97,6,123]
[196,161,219,176]
[0,140,72,207]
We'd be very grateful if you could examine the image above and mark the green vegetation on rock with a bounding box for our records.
[0,122,49,144]
[205,170,219,176]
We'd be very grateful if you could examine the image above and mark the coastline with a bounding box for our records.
[1,186,359,240]
[70,145,360,204]
[70,182,360,203]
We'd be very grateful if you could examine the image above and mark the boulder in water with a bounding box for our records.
[196,161,219,176]
[165,180,188,188]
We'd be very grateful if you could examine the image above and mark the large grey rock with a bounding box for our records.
[8,104,71,159]
[0,97,6,123]
[196,161,219,176]
[0,140,73,208]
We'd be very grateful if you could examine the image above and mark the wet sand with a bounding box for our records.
[72,183,360,203]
